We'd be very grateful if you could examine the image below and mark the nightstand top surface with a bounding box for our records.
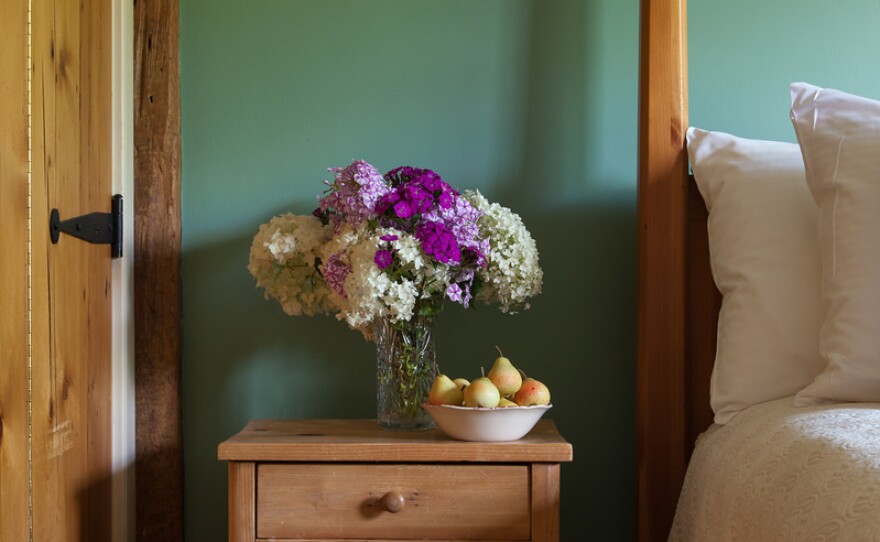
[218,418,573,463]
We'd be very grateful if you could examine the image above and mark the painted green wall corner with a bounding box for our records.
[180,1,638,541]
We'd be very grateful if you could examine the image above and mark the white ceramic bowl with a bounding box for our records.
[422,403,552,442]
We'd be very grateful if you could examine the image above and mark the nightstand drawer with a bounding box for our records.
[256,463,531,540]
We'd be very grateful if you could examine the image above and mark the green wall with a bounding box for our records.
[180,1,638,541]
[689,0,880,141]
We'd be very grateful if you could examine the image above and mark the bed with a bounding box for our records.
[636,1,880,541]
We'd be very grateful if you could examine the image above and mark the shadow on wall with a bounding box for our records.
[181,228,378,540]
[438,201,637,542]
[451,3,637,535]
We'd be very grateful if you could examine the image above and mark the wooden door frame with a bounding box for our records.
[133,1,183,541]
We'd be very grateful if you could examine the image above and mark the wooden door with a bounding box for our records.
[0,0,113,540]
[0,1,32,540]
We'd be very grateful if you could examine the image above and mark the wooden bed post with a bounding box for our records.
[636,0,689,540]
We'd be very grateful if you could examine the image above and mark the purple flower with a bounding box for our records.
[438,190,454,209]
[378,166,473,232]
[446,284,463,303]
[415,221,461,264]
[419,170,443,192]
[423,194,486,260]
[380,234,399,242]
[393,200,414,218]
[373,249,393,270]
[446,283,473,308]
[374,191,401,215]
[403,184,433,213]
[323,252,350,297]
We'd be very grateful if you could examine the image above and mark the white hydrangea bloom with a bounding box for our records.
[464,190,543,313]
[383,279,418,322]
[247,213,336,316]
[385,230,425,270]
[265,230,297,263]
[335,231,389,331]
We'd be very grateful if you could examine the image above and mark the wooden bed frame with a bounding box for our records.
[637,0,722,540]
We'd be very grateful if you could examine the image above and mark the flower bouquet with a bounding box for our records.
[249,160,542,430]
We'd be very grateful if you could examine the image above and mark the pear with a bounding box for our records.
[487,346,523,397]
[514,377,551,406]
[497,397,518,408]
[452,378,470,391]
[428,374,464,405]
[462,375,501,408]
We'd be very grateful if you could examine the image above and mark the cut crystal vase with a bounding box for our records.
[374,315,437,431]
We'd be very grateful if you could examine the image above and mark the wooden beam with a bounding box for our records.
[636,0,689,541]
[133,0,183,541]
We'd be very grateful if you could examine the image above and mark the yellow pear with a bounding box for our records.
[514,377,551,406]
[452,378,470,391]
[497,398,518,408]
[428,374,464,405]
[487,346,523,397]
[462,376,500,408]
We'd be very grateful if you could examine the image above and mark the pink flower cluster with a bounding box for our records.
[316,160,391,230]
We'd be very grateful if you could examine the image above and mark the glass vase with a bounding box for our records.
[375,315,438,431]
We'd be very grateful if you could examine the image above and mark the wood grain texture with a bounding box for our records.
[133,0,183,541]
[229,462,256,542]
[218,419,573,463]
[0,0,31,539]
[82,0,114,534]
[636,0,689,541]
[531,463,561,542]
[30,0,113,540]
[257,464,531,540]
[222,420,571,541]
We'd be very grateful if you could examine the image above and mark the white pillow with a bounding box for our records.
[790,83,880,405]
[687,128,824,424]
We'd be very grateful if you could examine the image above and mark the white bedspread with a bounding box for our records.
[670,397,880,542]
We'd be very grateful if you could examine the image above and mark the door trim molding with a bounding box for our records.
[133,1,183,541]
[112,0,136,540]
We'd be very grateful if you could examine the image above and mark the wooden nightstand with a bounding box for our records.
[218,419,573,542]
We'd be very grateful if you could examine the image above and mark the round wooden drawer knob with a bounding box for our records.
[381,491,405,513]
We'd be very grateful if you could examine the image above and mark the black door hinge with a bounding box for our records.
[50,194,123,259]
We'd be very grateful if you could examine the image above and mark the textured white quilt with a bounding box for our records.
[670,397,880,542]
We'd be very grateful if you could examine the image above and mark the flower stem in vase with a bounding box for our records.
[375,315,437,431]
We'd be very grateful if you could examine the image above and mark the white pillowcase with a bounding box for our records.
[790,83,880,405]
[687,128,824,424]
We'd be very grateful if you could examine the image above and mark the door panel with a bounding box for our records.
[0,1,31,540]
[1,0,113,540]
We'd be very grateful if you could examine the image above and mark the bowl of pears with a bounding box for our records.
[422,347,552,442]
